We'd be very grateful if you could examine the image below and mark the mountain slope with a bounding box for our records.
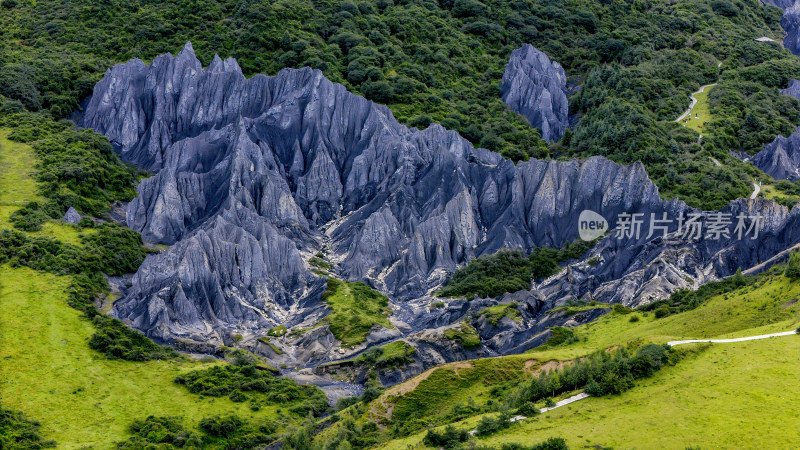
[79,44,800,369]
[318,267,800,448]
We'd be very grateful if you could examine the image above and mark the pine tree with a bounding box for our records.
[785,251,800,280]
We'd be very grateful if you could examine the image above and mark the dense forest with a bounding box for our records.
[1,0,798,208]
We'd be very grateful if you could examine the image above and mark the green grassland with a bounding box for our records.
[682,86,714,134]
[479,302,521,325]
[330,268,800,449]
[0,125,317,447]
[0,129,39,222]
[0,129,90,245]
[322,278,393,348]
[760,180,800,209]
[0,266,292,448]
[383,336,800,449]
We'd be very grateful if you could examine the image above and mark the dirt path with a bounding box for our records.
[675,83,718,123]
[750,182,761,199]
[667,330,796,347]
[469,392,591,435]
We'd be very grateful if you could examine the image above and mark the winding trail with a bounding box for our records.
[750,182,761,199]
[675,83,718,123]
[667,330,796,347]
[469,393,591,435]
[462,329,797,436]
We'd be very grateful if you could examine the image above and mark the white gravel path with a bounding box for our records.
[667,330,796,347]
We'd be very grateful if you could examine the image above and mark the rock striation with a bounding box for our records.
[751,128,800,182]
[762,0,800,56]
[81,43,800,367]
[783,3,800,55]
[500,44,569,142]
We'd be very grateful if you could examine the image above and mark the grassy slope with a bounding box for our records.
[383,337,800,449]
[323,279,393,348]
[0,129,88,245]
[0,129,39,227]
[528,272,800,361]
[374,271,800,449]
[682,86,714,133]
[0,131,294,447]
[0,266,287,448]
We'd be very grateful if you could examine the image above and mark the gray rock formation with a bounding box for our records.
[80,44,800,369]
[783,3,800,55]
[752,128,800,182]
[62,207,81,224]
[763,0,796,10]
[500,44,569,142]
[780,79,800,98]
[762,0,800,56]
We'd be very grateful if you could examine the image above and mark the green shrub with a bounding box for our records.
[512,344,681,406]
[642,270,755,318]
[438,240,595,300]
[501,438,569,450]
[422,425,468,449]
[612,304,633,315]
[0,405,56,449]
[654,306,671,319]
[541,326,578,348]
[785,251,800,280]
[116,416,200,449]
[174,364,328,416]
[515,402,540,416]
[199,415,245,438]
[444,321,481,349]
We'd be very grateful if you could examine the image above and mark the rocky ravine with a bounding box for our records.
[500,44,569,142]
[80,43,800,376]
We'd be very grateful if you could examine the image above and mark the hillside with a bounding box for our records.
[0,125,327,448]
[305,267,800,448]
[1,0,797,209]
[2,0,800,447]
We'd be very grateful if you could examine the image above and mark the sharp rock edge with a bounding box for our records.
[500,44,569,142]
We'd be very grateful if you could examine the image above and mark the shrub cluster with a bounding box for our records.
[785,250,800,280]
[0,111,137,229]
[0,405,56,449]
[174,364,329,417]
[510,344,680,406]
[640,269,754,318]
[116,414,280,449]
[438,240,594,299]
